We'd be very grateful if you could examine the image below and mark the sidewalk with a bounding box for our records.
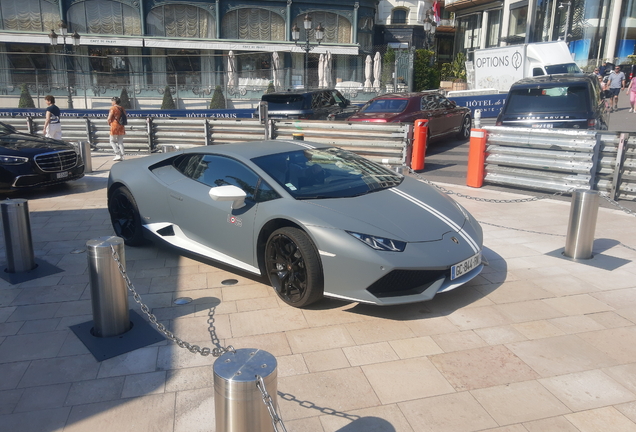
[1,153,636,432]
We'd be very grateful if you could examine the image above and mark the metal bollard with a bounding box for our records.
[1,199,36,273]
[474,109,481,129]
[214,348,278,432]
[77,141,92,173]
[564,189,599,259]
[86,236,131,337]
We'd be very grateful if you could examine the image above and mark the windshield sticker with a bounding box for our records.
[286,183,298,190]
[227,215,242,227]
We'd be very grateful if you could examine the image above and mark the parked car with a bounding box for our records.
[346,91,473,145]
[0,122,85,192]
[108,141,483,308]
[255,89,358,120]
[495,74,609,130]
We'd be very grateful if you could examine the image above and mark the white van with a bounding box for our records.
[468,41,581,92]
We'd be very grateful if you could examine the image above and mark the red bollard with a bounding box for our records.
[411,119,428,171]
[466,128,487,188]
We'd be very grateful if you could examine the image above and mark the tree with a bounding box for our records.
[18,83,35,108]
[209,85,226,109]
[265,82,275,94]
[382,47,396,88]
[161,85,176,109]
[413,49,440,91]
[119,88,132,109]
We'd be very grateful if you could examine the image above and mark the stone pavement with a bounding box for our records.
[1,152,636,432]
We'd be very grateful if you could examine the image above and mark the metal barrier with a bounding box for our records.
[482,126,601,193]
[3,115,412,166]
[272,120,411,165]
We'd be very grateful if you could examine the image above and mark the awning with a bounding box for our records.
[0,32,359,55]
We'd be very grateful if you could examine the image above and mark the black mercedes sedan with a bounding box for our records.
[0,121,85,192]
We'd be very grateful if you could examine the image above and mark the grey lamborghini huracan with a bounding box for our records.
[107,140,483,308]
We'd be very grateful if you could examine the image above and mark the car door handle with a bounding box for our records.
[170,193,183,201]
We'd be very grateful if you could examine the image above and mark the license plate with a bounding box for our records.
[56,171,69,179]
[532,123,553,128]
[451,252,482,280]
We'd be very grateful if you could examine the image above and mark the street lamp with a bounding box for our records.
[49,20,80,109]
[558,2,572,43]
[291,14,325,89]
[423,9,437,51]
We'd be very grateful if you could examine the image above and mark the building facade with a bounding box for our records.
[446,0,636,68]
[0,0,379,108]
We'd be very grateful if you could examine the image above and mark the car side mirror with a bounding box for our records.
[208,185,246,209]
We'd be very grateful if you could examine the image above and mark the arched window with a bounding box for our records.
[0,0,58,31]
[147,4,214,38]
[68,0,141,35]
[392,8,408,24]
[221,8,285,40]
[293,12,351,44]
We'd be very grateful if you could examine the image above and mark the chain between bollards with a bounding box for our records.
[110,244,289,431]
[109,245,235,357]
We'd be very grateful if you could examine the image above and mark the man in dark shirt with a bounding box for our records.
[43,95,62,139]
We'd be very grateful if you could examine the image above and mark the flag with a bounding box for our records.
[433,0,441,24]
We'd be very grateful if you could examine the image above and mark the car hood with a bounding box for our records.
[0,133,72,154]
[301,178,470,242]
[347,112,397,122]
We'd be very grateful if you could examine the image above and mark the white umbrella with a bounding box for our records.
[227,50,237,88]
[318,54,325,88]
[272,52,282,90]
[364,55,373,89]
[325,51,333,88]
[373,51,381,90]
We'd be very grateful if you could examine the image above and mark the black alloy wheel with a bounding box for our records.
[458,115,472,139]
[108,187,145,246]
[265,227,323,307]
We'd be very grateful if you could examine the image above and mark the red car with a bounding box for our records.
[347,91,472,145]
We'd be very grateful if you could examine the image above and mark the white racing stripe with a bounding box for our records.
[390,189,480,253]
[282,140,316,150]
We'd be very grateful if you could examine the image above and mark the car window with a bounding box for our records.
[424,95,440,109]
[174,154,278,202]
[360,98,408,113]
[261,94,307,110]
[332,91,346,105]
[505,85,590,114]
[544,63,581,74]
[252,147,403,200]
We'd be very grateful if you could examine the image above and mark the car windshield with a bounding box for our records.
[252,147,403,199]
[544,63,581,74]
[261,94,307,110]
[0,122,16,135]
[359,99,409,114]
[505,85,589,114]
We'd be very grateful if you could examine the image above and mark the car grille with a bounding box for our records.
[367,269,448,298]
[34,150,78,172]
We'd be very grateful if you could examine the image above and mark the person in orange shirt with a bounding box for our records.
[107,96,126,161]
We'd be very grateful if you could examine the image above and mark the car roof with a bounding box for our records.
[263,89,338,97]
[510,73,595,88]
[369,91,442,100]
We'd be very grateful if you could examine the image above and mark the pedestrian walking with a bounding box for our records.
[605,66,625,112]
[625,75,636,113]
[43,95,62,140]
[107,96,126,161]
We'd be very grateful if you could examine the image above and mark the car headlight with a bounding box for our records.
[347,231,406,252]
[0,155,28,165]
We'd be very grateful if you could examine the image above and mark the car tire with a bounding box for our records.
[457,115,472,139]
[265,227,324,308]
[108,186,146,246]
